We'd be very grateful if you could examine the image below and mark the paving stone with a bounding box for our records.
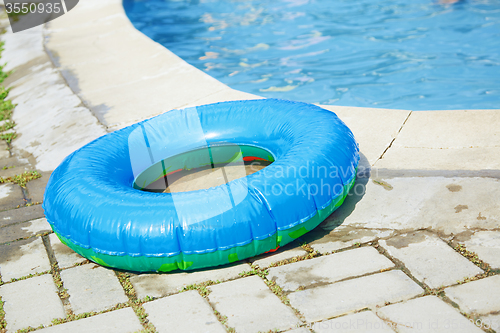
[0,140,9,159]
[322,177,500,236]
[143,290,226,333]
[25,171,51,203]
[0,204,45,228]
[379,231,482,288]
[0,165,31,179]
[311,311,394,333]
[251,243,308,269]
[208,275,300,333]
[288,270,423,322]
[0,217,52,244]
[479,313,500,332]
[130,263,251,299]
[377,295,483,332]
[49,233,87,269]
[268,247,394,292]
[286,328,311,333]
[308,226,395,254]
[444,275,500,315]
[36,307,143,333]
[462,231,500,269]
[0,274,65,331]
[60,264,128,314]
[0,183,25,212]
[0,237,51,281]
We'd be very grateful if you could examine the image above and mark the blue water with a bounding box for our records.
[124,0,500,110]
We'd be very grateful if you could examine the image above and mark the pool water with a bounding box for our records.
[124,0,500,110]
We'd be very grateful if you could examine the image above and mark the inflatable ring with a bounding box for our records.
[43,99,359,272]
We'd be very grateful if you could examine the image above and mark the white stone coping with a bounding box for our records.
[0,0,498,172]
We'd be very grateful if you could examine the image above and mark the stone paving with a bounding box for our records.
[0,1,500,333]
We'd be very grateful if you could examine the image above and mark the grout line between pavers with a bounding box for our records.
[115,271,158,333]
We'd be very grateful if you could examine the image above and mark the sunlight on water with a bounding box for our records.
[125,0,500,110]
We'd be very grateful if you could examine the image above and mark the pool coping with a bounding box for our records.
[1,0,499,174]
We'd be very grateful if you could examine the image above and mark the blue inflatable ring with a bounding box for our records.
[43,99,359,272]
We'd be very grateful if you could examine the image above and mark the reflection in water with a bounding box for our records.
[124,0,500,110]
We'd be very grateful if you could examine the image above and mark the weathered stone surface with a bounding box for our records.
[36,307,143,333]
[25,171,51,203]
[0,140,9,159]
[0,183,25,212]
[0,165,31,179]
[377,296,483,332]
[288,270,423,322]
[0,237,51,281]
[312,311,394,333]
[379,231,483,288]
[285,328,311,333]
[44,0,232,130]
[374,109,500,171]
[0,217,52,244]
[130,263,251,299]
[323,177,500,236]
[0,274,65,331]
[251,242,308,269]
[208,276,300,333]
[60,264,128,314]
[268,247,394,292]
[143,290,226,333]
[479,313,500,332]
[308,226,394,254]
[0,204,45,228]
[444,275,500,315]
[49,233,87,269]
[321,105,411,166]
[461,231,500,269]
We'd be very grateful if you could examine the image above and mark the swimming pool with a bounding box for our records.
[124,0,500,110]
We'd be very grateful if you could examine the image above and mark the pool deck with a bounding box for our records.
[0,0,499,332]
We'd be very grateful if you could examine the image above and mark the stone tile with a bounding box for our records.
[48,233,87,269]
[375,146,500,171]
[288,270,423,322]
[0,165,31,179]
[0,217,52,244]
[0,204,45,228]
[36,307,143,333]
[462,231,500,269]
[308,226,394,254]
[322,177,500,236]
[25,171,51,203]
[445,275,500,315]
[131,263,251,299]
[0,237,51,281]
[479,313,500,332]
[0,183,25,212]
[377,296,483,332]
[208,275,300,333]
[0,274,65,331]
[251,242,308,269]
[379,231,483,288]
[375,109,500,171]
[321,105,411,165]
[60,264,128,314]
[8,54,107,172]
[143,290,226,333]
[312,311,394,333]
[0,140,10,159]
[268,247,394,292]
[286,328,311,333]
[391,110,500,149]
